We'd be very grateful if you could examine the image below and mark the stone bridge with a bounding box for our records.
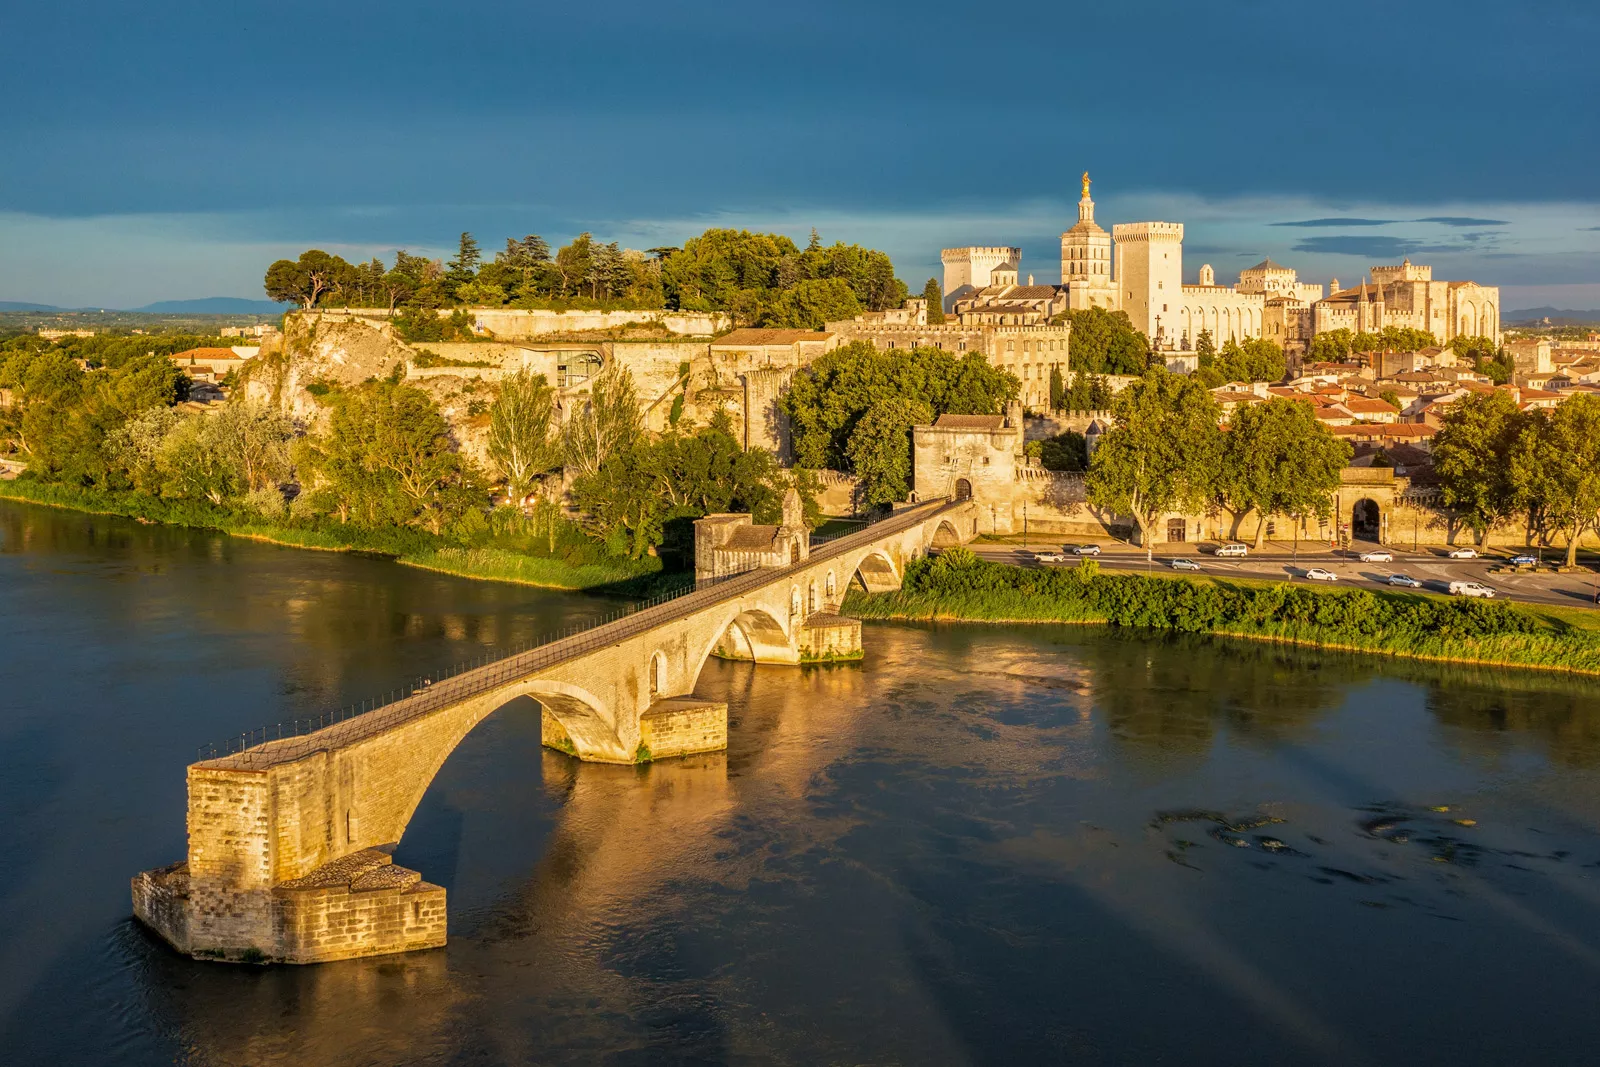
[133,500,976,964]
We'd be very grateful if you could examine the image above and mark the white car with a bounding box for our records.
[1448,547,1479,559]
[1170,558,1202,571]
[1033,551,1068,563]
[1071,543,1102,556]
[1306,567,1339,582]
[1359,549,1394,563]
[1387,574,1423,588]
[1214,542,1249,558]
[1450,581,1496,598]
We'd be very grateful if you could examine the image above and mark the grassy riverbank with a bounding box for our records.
[845,548,1600,676]
[0,479,661,592]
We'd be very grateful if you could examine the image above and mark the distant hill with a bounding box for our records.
[132,297,290,314]
[1505,307,1600,325]
[0,301,63,311]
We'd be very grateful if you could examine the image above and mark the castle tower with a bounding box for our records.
[941,247,1021,306]
[1111,221,1184,344]
[1060,172,1118,311]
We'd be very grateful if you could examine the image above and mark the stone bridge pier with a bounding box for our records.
[133,500,977,964]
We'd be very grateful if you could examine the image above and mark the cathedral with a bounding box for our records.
[941,175,1500,358]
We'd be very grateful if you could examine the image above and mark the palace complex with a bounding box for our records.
[942,174,1500,359]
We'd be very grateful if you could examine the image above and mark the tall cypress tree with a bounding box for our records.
[922,277,945,324]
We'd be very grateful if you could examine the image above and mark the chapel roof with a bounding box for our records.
[723,525,781,551]
[1245,258,1291,272]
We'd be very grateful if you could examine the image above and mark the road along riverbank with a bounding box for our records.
[845,548,1600,677]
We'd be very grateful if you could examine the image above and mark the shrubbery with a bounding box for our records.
[849,548,1598,673]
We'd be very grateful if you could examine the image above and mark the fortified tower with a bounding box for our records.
[1111,221,1184,345]
[1060,172,1118,310]
[941,246,1021,307]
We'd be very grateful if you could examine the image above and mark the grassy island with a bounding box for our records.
[845,548,1600,677]
[0,479,660,592]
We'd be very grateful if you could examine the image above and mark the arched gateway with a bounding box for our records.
[133,498,979,966]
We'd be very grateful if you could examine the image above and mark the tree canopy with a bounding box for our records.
[1216,398,1349,545]
[782,341,1018,504]
[1432,390,1528,545]
[1053,307,1147,375]
[261,226,909,327]
[1085,369,1221,546]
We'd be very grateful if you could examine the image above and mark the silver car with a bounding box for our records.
[1170,558,1202,571]
[1071,543,1102,556]
[1387,574,1422,588]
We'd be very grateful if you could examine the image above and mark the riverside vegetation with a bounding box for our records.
[847,548,1600,675]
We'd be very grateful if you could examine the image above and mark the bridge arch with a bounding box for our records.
[931,519,962,548]
[694,603,794,677]
[853,548,901,593]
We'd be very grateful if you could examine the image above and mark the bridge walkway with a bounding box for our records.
[205,499,962,770]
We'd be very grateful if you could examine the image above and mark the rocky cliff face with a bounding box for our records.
[241,314,496,463]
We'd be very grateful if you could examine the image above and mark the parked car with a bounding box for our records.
[1033,551,1068,563]
[1214,542,1249,558]
[1306,567,1339,582]
[1387,574,1423,588]
[1071,543,1102,556]
[1508,554,1538,567]
[1358,549,1394,563]
[1447,547,1479,559]
[1449,580,1496,598]
[1170,558,1202,571]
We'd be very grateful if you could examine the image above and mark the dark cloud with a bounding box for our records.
[1415,216,1509,226]
[1270,218,1397,228]
[1290,236,1460,257]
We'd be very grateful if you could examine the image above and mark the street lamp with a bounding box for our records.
[1023,504,1029,547]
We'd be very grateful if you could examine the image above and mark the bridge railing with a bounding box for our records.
[196,501,955,766]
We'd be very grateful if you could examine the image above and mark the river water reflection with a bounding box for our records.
[5,499,1600,1065]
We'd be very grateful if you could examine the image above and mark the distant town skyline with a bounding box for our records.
[3,0,1597,310]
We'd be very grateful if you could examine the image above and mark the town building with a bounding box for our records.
[944,174,1501,363]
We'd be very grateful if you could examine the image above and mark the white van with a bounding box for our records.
[1215,543,1249,558]
[1449,581,1496,599]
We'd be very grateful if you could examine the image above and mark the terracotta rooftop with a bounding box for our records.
[712,328,831,347]
[171,347,242,361]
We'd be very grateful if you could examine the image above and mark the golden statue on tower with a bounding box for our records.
[1081,171,1091,199]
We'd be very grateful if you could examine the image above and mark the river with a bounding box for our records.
[4,498,1600,1065]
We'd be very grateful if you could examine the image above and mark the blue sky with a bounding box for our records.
[3,0,1598,310]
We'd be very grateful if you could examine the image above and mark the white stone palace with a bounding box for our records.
[942,173,1500,358]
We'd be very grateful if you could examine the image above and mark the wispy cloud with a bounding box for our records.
[1416,216,1509,227]
[1270,218,1397,228]
[1290,236,1462,258]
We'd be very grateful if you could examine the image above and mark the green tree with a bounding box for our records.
[847,395,934,506]
[1194,329,1216,368]
[446,232,482,289]
[1508,395,1600,567]
[1049,365,1065,412]
[764,278,862,329]
[1433,390,1528,546]
[1038,430,1088,472]
[264,250,351,309]
[1216,398,1350,547]
[487,370,558,502]
[561,364,643,479]
[1086,370,1222,547]
[923,278,945,325]
[1055,307,1148,375]
[1306,329,1353,363]
[782,341,1017,473]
